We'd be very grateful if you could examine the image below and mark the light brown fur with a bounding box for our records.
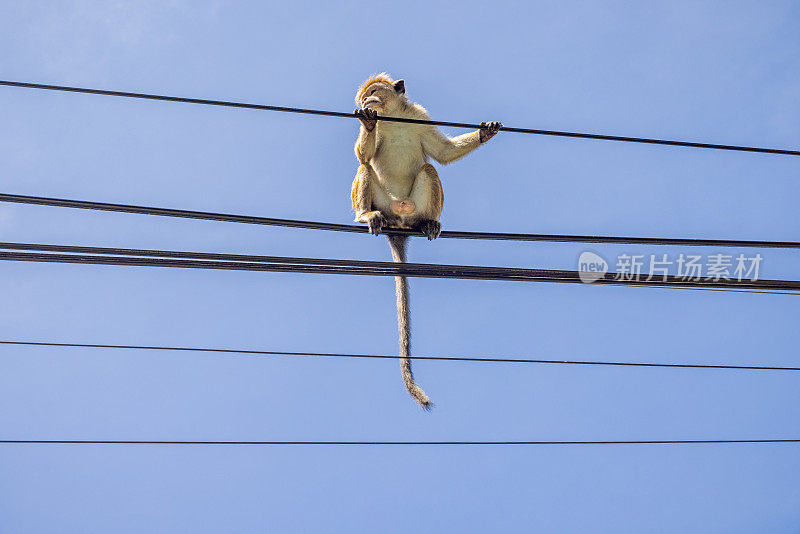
[350,73,499,409]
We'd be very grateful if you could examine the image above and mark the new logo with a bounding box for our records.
[578,251,608,284]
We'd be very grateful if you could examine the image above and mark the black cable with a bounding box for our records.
[2,439,798,446]
[1,80,798,156]
[4,340,800,371]
[2,193,799,248]
[17,241,777,281]
[0,244,798,292]
[3,242,796,297]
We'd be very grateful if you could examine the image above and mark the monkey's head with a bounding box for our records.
[356,73,407,114]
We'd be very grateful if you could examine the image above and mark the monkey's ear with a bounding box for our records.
[393,79,405,94]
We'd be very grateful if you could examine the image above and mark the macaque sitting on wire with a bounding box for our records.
[350,73,501,409]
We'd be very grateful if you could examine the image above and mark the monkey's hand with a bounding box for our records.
[356,108,378,131]
[479,121,502,143]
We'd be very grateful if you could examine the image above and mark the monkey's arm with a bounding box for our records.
[355,126,377,163]
[420,126,482,165]
[354,108,378,163]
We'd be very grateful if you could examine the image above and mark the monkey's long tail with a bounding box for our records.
[387,234,432,410]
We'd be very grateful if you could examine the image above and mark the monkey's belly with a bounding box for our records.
[374,172,415,201]
[371,149,424,199]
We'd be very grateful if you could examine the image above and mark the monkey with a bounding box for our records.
[350,73,500,409]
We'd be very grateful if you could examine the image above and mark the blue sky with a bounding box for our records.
[1,1,799,532]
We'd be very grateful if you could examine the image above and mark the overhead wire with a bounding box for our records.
[2,439,799,446]
[1,79,798,155]
[4,340,800,371]
[0,242,798,293]
[2,193,798,248]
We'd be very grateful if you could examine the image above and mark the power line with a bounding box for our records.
[1,79,798,156]
[3,241,789,284]
[1,243,795,292]
[1,244,798,292]
[2,193,799,248]
[4,340,800,371]
[2,439,799,446]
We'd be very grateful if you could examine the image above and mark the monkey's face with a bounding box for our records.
[360,83,393,111]
[360,80,406,113]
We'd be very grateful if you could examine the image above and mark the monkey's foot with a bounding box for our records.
[390,200,416,216]
[418,219,441,240]
[366,211,386,235]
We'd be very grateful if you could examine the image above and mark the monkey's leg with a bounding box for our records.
[352,164,396,235]
[407,163,444,240]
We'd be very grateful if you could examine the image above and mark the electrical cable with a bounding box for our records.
[2,193,798,248]
[1,80,798,155]
[0,243,797,292]
[3,340,800,371]
[2,439,798,446]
